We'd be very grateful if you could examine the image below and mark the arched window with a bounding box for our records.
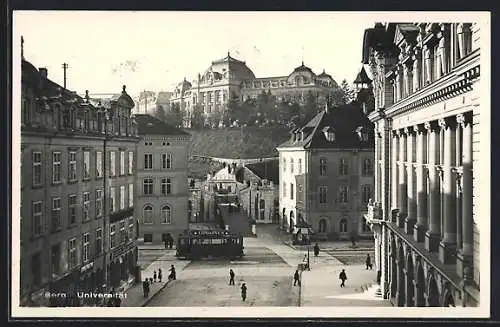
[319,219,327,233]
[339,218,348,233]
[319,158,328,176]
[161,205,171,224]
[143,205,153,224]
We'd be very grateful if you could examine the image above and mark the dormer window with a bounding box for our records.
[322,126,335,142]
[356,126,369,142]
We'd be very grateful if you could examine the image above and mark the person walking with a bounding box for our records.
[339,269,347,288]
[241,282,247,302]
[158,268,163,282]
[293,269,301,286]
[169,265,176,280]
[366,254,372,270]
[153,270,157,283]
[142,279,150,297]
[313,243,320,257]
[229,269,235,285]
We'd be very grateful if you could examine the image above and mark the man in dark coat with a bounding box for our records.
[142,280,150,297]
[339,269,347,288]
[293,269,301,286]
[313,243,320,257]
[241,282,247,301]
[158,268,163,282]
[169,265,176,280]
[366,254,372,270]
[229,269,235,285]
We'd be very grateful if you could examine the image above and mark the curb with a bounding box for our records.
[141,280,173,307]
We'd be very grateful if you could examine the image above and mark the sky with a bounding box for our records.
[13,11,483,98]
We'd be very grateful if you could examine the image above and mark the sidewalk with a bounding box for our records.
[284,240,375,252]
[121,250,191,307]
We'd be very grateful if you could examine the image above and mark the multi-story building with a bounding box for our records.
[170,52,341,127]
[362,22,481,307]
[277,99,375,240]
[135,114,191,244]
[20,54,139,306]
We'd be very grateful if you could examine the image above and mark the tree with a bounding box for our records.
[190,104,204,129]
[166,102,183,127]
[155,105,166,121]
[340,79,356,104]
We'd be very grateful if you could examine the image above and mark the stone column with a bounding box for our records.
[439,117,457,264]
[455,120,463,251]
[391,131,399,215]
[404,64,413,97]
[396,65,403,100]
[457,112,473,279]
[381,225,389,298]
[405,127,417,234]
[414,124,428,242]
[425,121,441,252]
[397,129,407,227]
[424,44,432,85]
[438,24,450,76]
[412,47,422,92]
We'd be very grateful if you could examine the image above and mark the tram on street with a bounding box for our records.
[175,229,245,260]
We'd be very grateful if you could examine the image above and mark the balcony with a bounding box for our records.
[364,201,384,226]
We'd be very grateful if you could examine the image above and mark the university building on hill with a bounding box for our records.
[169,52,342,127]
[20,49,139,306]
[362,22,481,307]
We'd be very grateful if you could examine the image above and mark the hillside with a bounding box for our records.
[187,126,290,178]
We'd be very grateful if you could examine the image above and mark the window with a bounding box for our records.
[143,178,153,195]
[52,152,61,183]
[82,233,90,263]
[143,205,153,224]
[298,159,302,174]
[362,185,372,204]
[69,194,77,225]
[128,218,134,241]
[339,219,348,233]
[96,151,103,178]
[362,158,373,176]
[110,152,116,176]
[33,201,43,237]
[339,158,349,176]
[120,221,126,243]
[120,185,125,210]
[143,234,153,243]
[282,182,287,198]
[319,186,328,204]
[22,98,30,125]
[96,190,103,218]
[120,151,125,175]
[290,159,294,174]
[95,228,102,255]
[69,151,77,181]
[161,178,172,195]
[128,183,134,207]
[162,153,172,169]
[290,183,294,200]
[320,158,327,176]
[68,238,77,269]
[144,154,153,170]
[319,219,327,233]
[283,158,286,172]
[83,192,90,221]
[33,152,42,186]
[161,205,171,224]
[110,224,116,249]
[51,197,61,232]
[128,151,134,174]
[338,185,349,204]
[83,151,90,179]
[110,187,116,212]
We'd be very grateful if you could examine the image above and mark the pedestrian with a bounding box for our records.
[229,269,235,285]
[339,269,347,288]
[366,254,372,270]
[293,269,300,286]
[158,268,163,282]
[313,243,320,257]
[114,296,121,307]
[241,282,247,301]
[142,280,149,297]
[153,270,157,282]
[169,264,176,280]
[149,277,153,285]
[164,239,168,249]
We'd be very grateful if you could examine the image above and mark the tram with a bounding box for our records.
[175,229,245,260]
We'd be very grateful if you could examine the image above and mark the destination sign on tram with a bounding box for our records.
[190,230,230,236]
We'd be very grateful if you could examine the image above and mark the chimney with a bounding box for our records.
[39,67,48,79]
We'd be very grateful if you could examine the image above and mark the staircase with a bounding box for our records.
[360,283,383,298]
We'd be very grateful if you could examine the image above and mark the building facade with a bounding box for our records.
[135,114,191,244]
[170,53,341,127]
[20,56,139,306]
[362,22,481,307]
[277,102,375,240]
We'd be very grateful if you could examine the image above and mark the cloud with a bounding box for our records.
[111,59,140,75]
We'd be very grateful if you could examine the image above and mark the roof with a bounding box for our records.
[207,52,256,80]
[245,160,279,184]
[291,62,315,76]
[135,114,191,136]
[277,103,375,150]
[318,69,332,79]
[353,66,372,84]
